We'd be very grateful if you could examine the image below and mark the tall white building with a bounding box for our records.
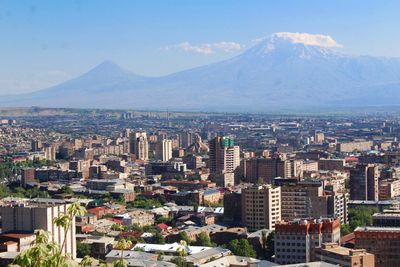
[129,131,149,160]
[0,200,76,259]
[156,139,173,161]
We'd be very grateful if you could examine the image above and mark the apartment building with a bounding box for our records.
[241,184,281,231]
[0,199,76,259]
[274,218,341,265]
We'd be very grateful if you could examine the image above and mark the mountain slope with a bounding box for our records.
[2,32,400,111]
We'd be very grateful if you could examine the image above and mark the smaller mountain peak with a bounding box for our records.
[80,60,144,81]
[93,60,122,71]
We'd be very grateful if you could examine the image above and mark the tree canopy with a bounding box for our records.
[227,239,256,258]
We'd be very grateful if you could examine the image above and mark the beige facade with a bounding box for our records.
[316,243,375,267]
[0,202,76,259]
[241,184,281,231]
[336,141,373,152]
[129,131,149,160]
[155,139,173,161]
[379,178,400,200]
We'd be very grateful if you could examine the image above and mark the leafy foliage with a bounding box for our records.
[193,232,214,247]
[227,239,256,258]
[153,232,166,244]
[128,196,164,209]
[170,256,190,267]
[77,242,91,258]
[177,232,191,245]
[348,207,378,232]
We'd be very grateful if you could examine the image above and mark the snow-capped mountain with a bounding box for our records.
[2,32,400,111]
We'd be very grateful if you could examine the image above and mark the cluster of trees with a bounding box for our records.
[226,239,257,258]
[341,207,378,235]
[126,195,165,209]
[0,184,50,199]
[176,231,257,257]
[109,223,166,245]
[0,159,54,179]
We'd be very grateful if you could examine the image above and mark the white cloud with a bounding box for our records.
[162,41,243,55]
[273,32,342,48]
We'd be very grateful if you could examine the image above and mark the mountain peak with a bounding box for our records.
[90,60,126,74]
[271,32,342,48]
[243,32,342,60]
[82,60,144,80]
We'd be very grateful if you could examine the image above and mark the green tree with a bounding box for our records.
[11,230,70,267]
[176,240,188,257]
[0,185,11,198]
[80,255,95,267]
[156,216,172,224]
[341,224,351,236]
[77,242,91,258]
[227,239,256,258]
[153,232,166,244]
[60,185,73,195]
[264,231,274,260]
[53,202,86,266]
[170,256,189,267]
[113,238,132,267]
[348,207,378,231]
[193,232,214,247]
[177,232,191,245]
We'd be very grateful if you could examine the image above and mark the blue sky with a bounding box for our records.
[1,0,400,94]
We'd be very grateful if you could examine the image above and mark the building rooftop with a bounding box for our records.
[355,226,400,232]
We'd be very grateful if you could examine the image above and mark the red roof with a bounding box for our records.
[87,206,107,213]
[157,223,169,230]
[81,225,94,233]
[345,157,358,162]
[341,233,355,245]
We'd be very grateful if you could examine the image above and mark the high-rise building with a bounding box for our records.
[155,139,173,161]
[183,154,202,169]
[314,132,325,144]
[128,131,149,160]
[0,200,76,259]
[209,136,240,176]
[327,191,349,224]
[21,168,35,187]
[350,164,379,201]
[275,218,341,265]
[223,191,242,224]
[181,132,194,148]
[275,179,327,221]
[242,157,302,184]
[44,144,56,161]
[31,140,42,152]
[241,184,281,231]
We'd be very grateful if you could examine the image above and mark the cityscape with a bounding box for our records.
[1,1,400,267]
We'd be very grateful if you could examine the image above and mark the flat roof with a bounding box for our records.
[355,226,400,232]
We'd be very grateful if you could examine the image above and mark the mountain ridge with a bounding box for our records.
[2,32,400,111]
